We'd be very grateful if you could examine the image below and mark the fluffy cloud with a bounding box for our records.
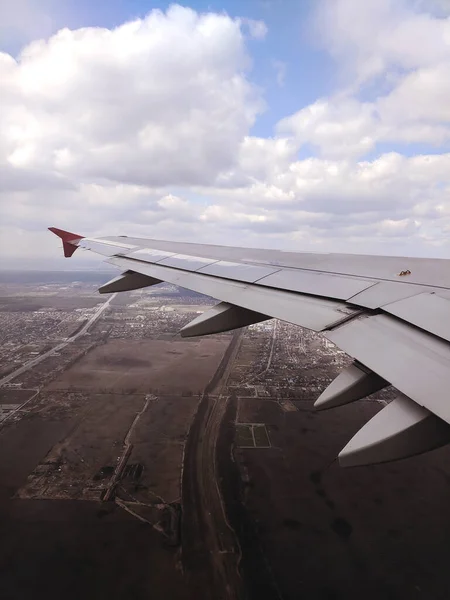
[277,99,378,159]
[1,5,264,189]
[0,1,450,269]
[315,0,450,81]
[303,0,450,152]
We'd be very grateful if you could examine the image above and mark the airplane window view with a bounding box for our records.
[1,1,450,599]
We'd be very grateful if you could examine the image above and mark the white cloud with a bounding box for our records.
[276,1,450,158]
[1,2,450,268]
[0,5,264,190]
[277,99,378,158]
[315,0,450,82]
[239,18,268,40]
[378,62,450,124]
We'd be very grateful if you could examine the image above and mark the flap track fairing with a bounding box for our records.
[180,301,269,338]
[339,394,450,467]
[98,271,162,294]
[314,361,388,411]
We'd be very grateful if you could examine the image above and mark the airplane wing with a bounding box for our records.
[49,226,450,467]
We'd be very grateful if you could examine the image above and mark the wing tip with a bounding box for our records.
[48,227,84,258]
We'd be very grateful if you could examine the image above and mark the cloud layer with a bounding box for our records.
[1,1,450,268]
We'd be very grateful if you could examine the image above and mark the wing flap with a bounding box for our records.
[383,292,450,343]
[326,314,450,425]
[347,280,429,309]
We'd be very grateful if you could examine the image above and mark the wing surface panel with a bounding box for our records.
[256,269,375,300]
[196,261,280,283]
[78,238,138,257]
[102,235,450,288]
[346,280,429,309]
[107,256,360,332]
[382,292,450,343]
[325,314,450,424]
[158,254,219,270]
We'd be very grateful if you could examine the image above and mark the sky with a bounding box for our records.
[1,0,450,269]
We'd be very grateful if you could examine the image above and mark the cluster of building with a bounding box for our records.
[94,290,213,339]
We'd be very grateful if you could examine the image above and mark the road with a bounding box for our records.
[181,330,245,600]
[242,318,278,387]
[0,293,117,387]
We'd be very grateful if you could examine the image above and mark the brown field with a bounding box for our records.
[0,388,37,405]
[0,498,189,600]
[17,393,198,503]
[128,395,199,501]
[0,328,233,600]
[0,418,74,503]
[234,396,450,600]
[47,338,229,394]
[18,394,147,500]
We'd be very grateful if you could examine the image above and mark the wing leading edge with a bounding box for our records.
[49,227,450,467]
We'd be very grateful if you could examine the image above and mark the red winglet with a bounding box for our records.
[48,227,84,258]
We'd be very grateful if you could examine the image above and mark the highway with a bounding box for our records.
[0,293,117,387]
